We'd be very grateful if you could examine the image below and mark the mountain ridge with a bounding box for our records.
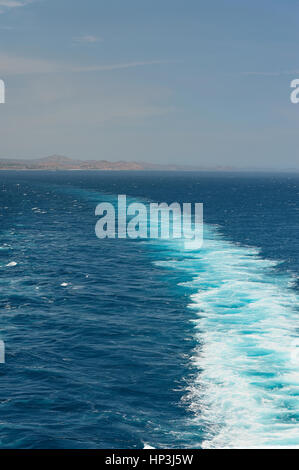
[0,155,233,171]
[0,155,296,172]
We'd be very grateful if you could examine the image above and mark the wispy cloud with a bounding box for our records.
[72,60,178,73]
[74,35,103,44]
[0,53,176,75]
[242,70,299,77]
[0,1,26,6]
[0,53,58,74]
[0,0,34,13]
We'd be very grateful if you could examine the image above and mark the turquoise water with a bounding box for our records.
[0,171,298,448]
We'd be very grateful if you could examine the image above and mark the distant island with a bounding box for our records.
[0,155,235,171]
[0,155,295,172]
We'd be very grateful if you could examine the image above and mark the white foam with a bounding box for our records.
[143,443,155,449]
[6,261,17,267]
[155,225,299,448]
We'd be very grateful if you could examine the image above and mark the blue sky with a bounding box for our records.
[0,0,298,168]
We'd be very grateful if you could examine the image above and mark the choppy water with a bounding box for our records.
[0,171,298,448]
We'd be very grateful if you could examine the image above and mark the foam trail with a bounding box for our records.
[155,225,299,448]
[41,185,299,447]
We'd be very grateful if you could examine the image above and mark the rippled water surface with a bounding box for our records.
[0,171,298,448]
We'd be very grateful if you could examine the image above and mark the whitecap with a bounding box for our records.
[6,261,17,267]
[143,443,155,449]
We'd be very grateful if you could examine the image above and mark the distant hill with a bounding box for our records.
[0,155,234,171]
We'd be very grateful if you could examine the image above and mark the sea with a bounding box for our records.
[0,170,298,449]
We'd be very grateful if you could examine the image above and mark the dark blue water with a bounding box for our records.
[0,171,298,448]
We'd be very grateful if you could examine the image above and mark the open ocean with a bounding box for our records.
[0,170,298,449]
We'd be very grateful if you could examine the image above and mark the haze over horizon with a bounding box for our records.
[0,0,299,169]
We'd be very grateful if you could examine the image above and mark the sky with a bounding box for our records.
[0,0,299,169]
